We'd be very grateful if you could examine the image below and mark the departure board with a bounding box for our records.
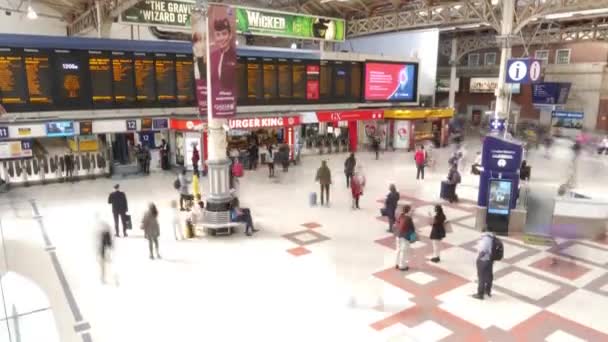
[320,61,331,99]
[236,57,246,102]
[247,58,262,100]
[292,62,306,100]
[0,49,27,104]
[154,54,176,102]
[134,53,156,102]
[24,49,53,105]
[350,62,361,100]
[112,52,135,104]
[175,55,194,104]
[334,62,346,99]
[89,51,113,104]
[278,60,291,99]
[55,50,87,106]
[263,59,277,100]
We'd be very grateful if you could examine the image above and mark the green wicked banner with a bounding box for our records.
[235,7,345,41]
[121,0,195,27]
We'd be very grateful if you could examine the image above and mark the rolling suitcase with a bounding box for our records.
[440,181,450,200]
[309,192,317,206]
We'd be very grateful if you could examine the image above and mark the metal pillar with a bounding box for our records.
[494,0,515,119]
[448,37,458,109]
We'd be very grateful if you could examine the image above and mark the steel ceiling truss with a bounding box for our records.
[439,20,608,60]
[68,0,143,36]
[347,0,608,37]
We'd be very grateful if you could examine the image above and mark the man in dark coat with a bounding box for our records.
[384,184,400,233]
[344,153,356,188]
[108,184,129,237]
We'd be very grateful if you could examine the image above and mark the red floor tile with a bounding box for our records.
[287,246,311,257]
[529,256,591,280]
[301,222,322,229]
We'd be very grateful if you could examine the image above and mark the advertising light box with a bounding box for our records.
[46,121,75,137]
[487,179,513,216]
[364,62,418,102]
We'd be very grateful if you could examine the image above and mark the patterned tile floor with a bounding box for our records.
[2,142,608,341]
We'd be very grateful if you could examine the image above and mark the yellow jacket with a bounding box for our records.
[192,174,201,197]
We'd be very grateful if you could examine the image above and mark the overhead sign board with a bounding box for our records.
[532,82,571,105]
[506,58,541,84]
[235,7,345,41]
[121,0,195,27]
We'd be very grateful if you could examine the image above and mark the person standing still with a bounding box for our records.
[395,205,415,271]
[344,153,356,188]
[350,166,365,209]
[315,160,332,206]
[142,203,161,260]
[143,146,151,175]
[108,184,129,237]
[178,169,190,211]
[473,232,495,300]
[383,184,400,233]
[415,145,426,180]
[192,144,200,175]
[267,145,275,177]
[429,205,446,263]
[372,137,380,160]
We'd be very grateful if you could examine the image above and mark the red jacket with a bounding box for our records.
[415,150,426,166]
[351,175,365,197]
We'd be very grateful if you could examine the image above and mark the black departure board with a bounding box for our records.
[236,57,246,102]
[141,117,153,130]
[80,121,92,135]
[263,59,277,100]
[89,51,113,104]
[320,60,331,99]
[247,58,262,100]
[0,48,27,104]
[112,52,135,104]
[24,49,53,105]
[175,55,194,104]
[154,54,176,102]
[134,53,156,102]
[292,61,306,100]
[334,62,346,99]
[350,62,361,100]
[278,60,291,99]
[55,50,87,106]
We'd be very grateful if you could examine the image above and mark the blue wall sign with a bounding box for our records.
[489,118,506,132]
[126,119,137,131]
[532,82,571,105]
[0,126,8,139]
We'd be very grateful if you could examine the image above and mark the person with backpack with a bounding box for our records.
[446,164,461,203]
[344,153,356,188]
[395,205,416,271]
[414,145,426,180]
[472,231,502,300]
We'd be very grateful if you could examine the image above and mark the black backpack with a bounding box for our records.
[173,178,181,190]
[491,236,504,261]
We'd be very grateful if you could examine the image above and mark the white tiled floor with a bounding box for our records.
[405,271,436,285]
[547,289,608,334]
[406,320,453,341]
[560,243,608,265]
[494,271,560,301]
[545,330,587,342]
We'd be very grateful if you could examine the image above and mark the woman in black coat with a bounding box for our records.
[430,205,446,263]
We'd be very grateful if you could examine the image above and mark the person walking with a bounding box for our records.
[267,145,275,178]
[344,153,356,188]
[141,203,161,260]
[382,184,400,233]
[178,169,190,211]
[429,205,446,263]
[473,231,495,300]
[98,220,115,284]
[192,144,200,175]
[107,184,129,237]
[414,145,426,180]
[372,137,380,160]
[350,166,365,209]
[315,160,332,206]
[395,205,415,271]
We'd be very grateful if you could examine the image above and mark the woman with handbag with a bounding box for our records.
[429,205,447,263]
[395,205,416,271]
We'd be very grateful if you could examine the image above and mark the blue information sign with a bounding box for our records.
[506,58,542,84]
[532,82,571,105]
[0,126,8,139]
[126,119,137,131]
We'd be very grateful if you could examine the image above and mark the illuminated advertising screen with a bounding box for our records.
[487,179,513,216]
[364,62,418,102]
[46,121,75,137]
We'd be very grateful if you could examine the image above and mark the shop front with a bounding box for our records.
[170,114,301,169]
[384,108,454,151]
[299,109,384,154]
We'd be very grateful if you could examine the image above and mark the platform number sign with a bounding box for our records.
[21,140,31,150]
[506,58,541,84]
[0,126,8,139]
[126,120,137,131]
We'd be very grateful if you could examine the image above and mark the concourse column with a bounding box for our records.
[494,0,515,119]
[448,37,458,109]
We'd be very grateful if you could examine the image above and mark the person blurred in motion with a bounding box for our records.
[414,145,426,180]
[142,203,161,260]
[372,137,380,160]
[599,136,608,155]
[98,220,116,285]
[248,143,259,170]
[171,200,184,241]
[350,166,365,209]
[446,164,461,203]
[136,144,145,173]
[192,171,201,199]
[395,205,415,271]
[267,145,275,177]
[160,139,170,170]
[315,160,332,206]
[178,169,190,211]
[429,205,447,263]
[382,184,400,233]
[107,184,129,237]
[192,144,200,175]
[230,197,258,236]
[344,153,356,188]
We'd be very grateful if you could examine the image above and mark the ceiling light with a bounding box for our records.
[453,4,462,10]
[26,5,37,20]
[290,42,297,49]
[545,12,574,19]
[418,11,428,16]
[491,0,500,5]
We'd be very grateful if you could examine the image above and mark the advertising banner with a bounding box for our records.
[436,78,459,93]
[121,0,195,27]
[364,62,418,102]
[191,5,207,116]
[469,77,521,94]
[235,7,345,41]
[551,110,583,137]
[487,179,513,215]
[392,120,411,149]
[170,116,299,131]
[315,110,384,122]
[208,4,237,118]
[481,135,523,172]
[306,65,320,100]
